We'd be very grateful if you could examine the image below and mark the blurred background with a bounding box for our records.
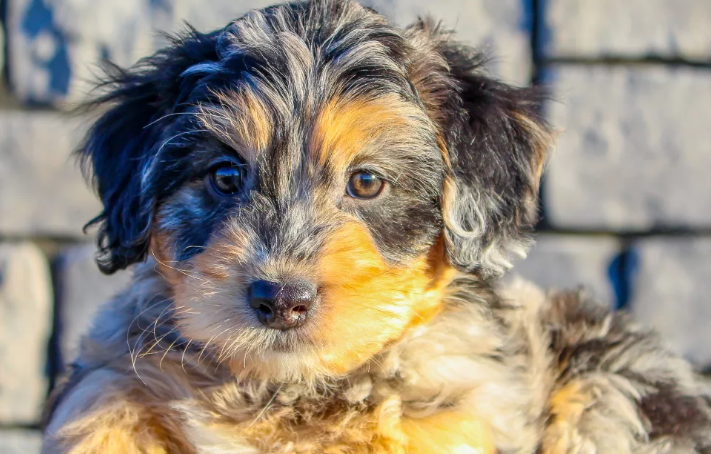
[0,0,710,451]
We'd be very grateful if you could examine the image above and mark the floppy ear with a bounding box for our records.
[79,29,220,274]
[406,20,553,277]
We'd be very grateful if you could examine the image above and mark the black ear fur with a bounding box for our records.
[406,21,553,277]
[79,28,220,274]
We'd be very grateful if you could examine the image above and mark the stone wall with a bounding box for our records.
[0,0,709,449]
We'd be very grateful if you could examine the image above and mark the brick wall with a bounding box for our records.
[0,0,709,449]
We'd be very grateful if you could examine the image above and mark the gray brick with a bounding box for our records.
[0,243,52,424]
[7,0,153,105]
[8,0,530,105]
[0,111,99,237]
[360,0,531,85]
[56,245,131,364]
[543,0,711,61]
[149,0,281,33]
[6,0,295,105]
[544,65,711,230]
[630,237,711,367]
[509,234,620,305]
[0,430,42,454]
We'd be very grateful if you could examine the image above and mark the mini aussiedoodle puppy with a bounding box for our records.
[43,1,711,453]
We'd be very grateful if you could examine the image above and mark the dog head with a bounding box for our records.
[80,0,551,380]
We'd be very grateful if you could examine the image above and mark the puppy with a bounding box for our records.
[43,1,711,453]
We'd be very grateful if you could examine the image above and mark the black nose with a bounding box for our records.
[248,280,317,329]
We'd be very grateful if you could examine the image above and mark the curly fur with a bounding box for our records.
[44,267,711,453]
[43,1,710,453]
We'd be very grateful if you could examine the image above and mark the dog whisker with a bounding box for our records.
[180,339,194,373]
[50,3,708,453]
[156,129,209,155]
[158,335,184,371]
[143,110,197,129]
[150,250,208,283]
[249,382,284,427]
[126,294,174,378]
[139,326,179,358]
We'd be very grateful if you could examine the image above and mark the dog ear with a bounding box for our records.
[79,29,220,274]
[406,20,553,277]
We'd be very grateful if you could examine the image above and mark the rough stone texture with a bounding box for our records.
[55,244,132,365]
[7,0,530,105]
[0,243,52,424]
[0,111,99,237]
[8,0,150,105]
[630,237,711,368]
[0,430,43,454]
[6,0,278,105]
[360,0,531,84]
[543,0,711,61]
[509,234,620,306]
[544,65,711,230]
[149,0,280,32]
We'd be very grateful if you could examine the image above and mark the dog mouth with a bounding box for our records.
[268,330,308,352]
[253,317,318,353]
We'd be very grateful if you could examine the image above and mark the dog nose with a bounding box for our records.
[248,280,317,329]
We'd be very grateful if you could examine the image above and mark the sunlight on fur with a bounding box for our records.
[43,1,711,453]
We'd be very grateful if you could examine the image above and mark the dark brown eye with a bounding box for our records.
[346,172,385,199]
[210,163,245,196]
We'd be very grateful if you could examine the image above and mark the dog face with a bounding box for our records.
[80,0,550,380]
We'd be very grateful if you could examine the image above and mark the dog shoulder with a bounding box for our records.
[499,280,711,453]
[42,265,202,453]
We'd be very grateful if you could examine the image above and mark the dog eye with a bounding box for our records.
[209,162,245,196]
[346,172,385,199]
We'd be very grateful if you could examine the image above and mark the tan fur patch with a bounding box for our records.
[51,395,196,454]
[55,402,168,454]
[513,111,555,188]
[310,95,420,171]
[199,89,272,158]
[311,223,455,376]
[402,411,495,454]
[540,380,594,454]
[149,233,184,287]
